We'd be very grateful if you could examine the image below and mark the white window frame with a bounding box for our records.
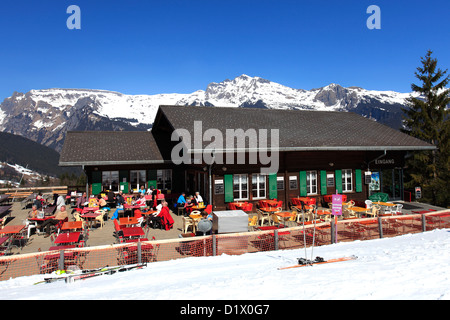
[157,169,172,190]
[252,173,266,200]
[130,170,146,192]
[102,171,119,192]
[233,174,248,201]
[342,169,353,192]
[306,170,318,195]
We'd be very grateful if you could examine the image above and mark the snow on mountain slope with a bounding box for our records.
[0,74,419,151]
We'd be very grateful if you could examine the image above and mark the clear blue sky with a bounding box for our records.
[0,0,449,101]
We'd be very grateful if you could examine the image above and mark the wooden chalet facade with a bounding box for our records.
[59,105,435,211]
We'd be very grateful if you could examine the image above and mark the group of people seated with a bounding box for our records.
[28,193,69,238]
[176,191,204,216]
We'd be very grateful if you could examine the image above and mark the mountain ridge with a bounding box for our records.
[0,74,418,152]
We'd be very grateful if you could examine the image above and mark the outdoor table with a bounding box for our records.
[120,216,139,227]
[54,231,81,245]
[260,207,279,213]
[0,224,26,235]
[192,205,206,211]
[62,221,83,232]
[349,206,368,218]
[82,206,99,214]
[260,200,279,208]
[81,211,102,228]
[275,211,295,226]
[122,227,145,240]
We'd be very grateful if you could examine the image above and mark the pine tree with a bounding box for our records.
[402,50,450,207]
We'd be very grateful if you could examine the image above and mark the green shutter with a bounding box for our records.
[147,169,157,189]
[92,183,102,195]
[268,174,277,199]
[355,169,362,192]
[320,170,327,195]
[335,169,342,194]
[299,171,307,196]
[224,174,234,202]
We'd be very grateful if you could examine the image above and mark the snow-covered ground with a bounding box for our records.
[1,228,449,301]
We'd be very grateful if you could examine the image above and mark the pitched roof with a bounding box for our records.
[59,131,165,166]
[157,105,435,152]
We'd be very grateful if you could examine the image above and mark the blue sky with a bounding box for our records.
[0,0,449,101]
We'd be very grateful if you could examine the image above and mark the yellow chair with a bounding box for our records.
[248,216,258,231]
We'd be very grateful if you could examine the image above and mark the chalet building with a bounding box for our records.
[59,105,434,210]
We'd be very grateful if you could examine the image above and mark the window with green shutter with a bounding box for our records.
[299,171,307,196]
[335,169,342,194]
[320,170,327,195]
[355,169,362,192]
[224,174,234,202]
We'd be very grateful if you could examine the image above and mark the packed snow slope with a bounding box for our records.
[1,229,449,300]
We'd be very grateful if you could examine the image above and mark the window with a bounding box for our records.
[102,171,119,192]
[342,169,353,192]
[306,171,318,195]
[233,174,248,200]
[157,169,172,190]
[252,174,266,199]
[289,176,298,190]
[130,170,146,192]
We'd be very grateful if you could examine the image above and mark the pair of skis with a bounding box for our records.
[34,263,147,285]
[278,255,357,270]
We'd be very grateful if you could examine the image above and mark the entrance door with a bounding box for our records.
[381,169,403,201]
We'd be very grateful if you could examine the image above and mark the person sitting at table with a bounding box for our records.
[33,194,43,210]
[98,194,107,209]
[177,192,186,207]
[116,191,125,207]
[28,205,39,219]
[184,196,194,216]
[136,193,147,206]
[76,192,87,209]
[138,185,146,195]
[194,191,204,206]
[40,205,68,237]
[56,194,66,211]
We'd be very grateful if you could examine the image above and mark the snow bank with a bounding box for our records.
[1,229,449,301]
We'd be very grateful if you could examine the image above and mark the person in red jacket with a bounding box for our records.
[159,201,174,231]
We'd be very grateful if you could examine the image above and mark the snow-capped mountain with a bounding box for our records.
[0,74,416,152]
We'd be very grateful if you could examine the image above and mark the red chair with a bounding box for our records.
[204,205,212,215]
[243,203,253,212]
[228,203,237,210]
[277,200,283,209]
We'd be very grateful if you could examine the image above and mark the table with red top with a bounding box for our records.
[54,231,81,245]
[82,206,99,214]
[120,216,139,227]
[260,207,279,213]
[62,221,83,232]
[122,226,145,238]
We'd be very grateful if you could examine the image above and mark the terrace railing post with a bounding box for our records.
[212,235,216,256]
[137,241,142,265]
[331,220,336,244]
[58,250,64,270]
[378,217,383,239]
[274,230,279,251]
[422,214,426,232]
